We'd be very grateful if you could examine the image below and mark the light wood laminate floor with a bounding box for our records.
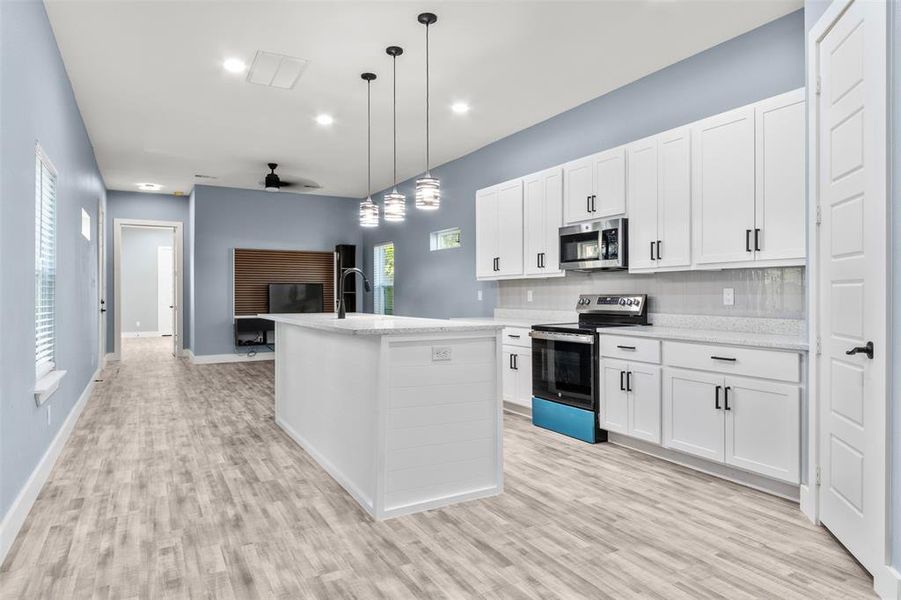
[1,337,875,599]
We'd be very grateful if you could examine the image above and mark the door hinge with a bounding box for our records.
[815,466,821,486]
[816,77,821,96]
[815,336,822,356]
[815,205,822,226]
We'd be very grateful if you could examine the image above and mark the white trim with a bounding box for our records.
[807,0,892,588]
[188,351,274,365]
[33,369,67,406]
[0,368,99,566]
[114,219,183,360]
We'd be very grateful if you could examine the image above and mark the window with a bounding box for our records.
[373,242,394,315]
[430,227,461,251]
[35,146,58,379]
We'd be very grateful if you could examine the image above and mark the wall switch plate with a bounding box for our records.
[723,288,735,306]
[432,346,452,362]
[527,290,533,303]
[477,290,483,301]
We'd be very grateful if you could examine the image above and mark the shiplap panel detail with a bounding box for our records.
[234,248,335,315]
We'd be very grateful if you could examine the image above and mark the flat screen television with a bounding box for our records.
[268,283,324,314]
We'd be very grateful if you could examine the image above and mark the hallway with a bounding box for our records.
[0,340,875,599]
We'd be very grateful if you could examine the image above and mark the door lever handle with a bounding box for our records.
[845,341,874,359]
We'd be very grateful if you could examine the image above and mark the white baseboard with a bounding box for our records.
[876,566,901,600]
[799,484,817,523]
[122,331,165,338]
[188,351,274,365]
[0,368,99,566]
[103,352,118,364]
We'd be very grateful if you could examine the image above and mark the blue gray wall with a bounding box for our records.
[121,227,175,334]
[191,185,360,356]
[361,10,806,319]
[105,191,191,351]
[0,0,106,518]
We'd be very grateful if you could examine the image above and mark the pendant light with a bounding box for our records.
[415,12,440,211]
[359,72,379,227]
[383,46,406,222]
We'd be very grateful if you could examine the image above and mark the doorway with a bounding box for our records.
[113,219,184,360]
[808,0,891,592]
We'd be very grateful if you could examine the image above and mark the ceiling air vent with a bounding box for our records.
[246,50,309,90]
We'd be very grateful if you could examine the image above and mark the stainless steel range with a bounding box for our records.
[530,294,648,443]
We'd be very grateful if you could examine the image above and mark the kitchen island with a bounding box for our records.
[261,313,505,520]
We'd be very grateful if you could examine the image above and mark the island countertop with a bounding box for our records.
[260,312,504,336]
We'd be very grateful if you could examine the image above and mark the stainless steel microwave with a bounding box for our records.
[559,218,628,271]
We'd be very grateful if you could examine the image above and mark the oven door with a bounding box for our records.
[530,330,596,411]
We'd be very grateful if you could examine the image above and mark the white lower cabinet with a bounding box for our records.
[662,367,800,484]
[502,331,532,409]
[600,358,661,443]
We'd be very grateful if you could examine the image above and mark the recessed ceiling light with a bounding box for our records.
[315,114,334,126]
[222,57,247,74]
[136,183,162,191]
[451,102,470,114]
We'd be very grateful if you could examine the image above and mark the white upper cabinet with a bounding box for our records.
[754,88,806,262]
[523,167,564,277]
[475,186,500,279]
[692,105,757,266]
[626,136,659,271]
[476,179,523,280]
[563,146,627,224]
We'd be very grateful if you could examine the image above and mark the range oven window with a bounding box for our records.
[532,335,595,410]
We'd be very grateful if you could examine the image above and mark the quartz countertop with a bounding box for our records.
[260,313,504,336]
[596,324,808,352]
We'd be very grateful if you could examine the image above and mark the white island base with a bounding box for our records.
[265,314,504,520]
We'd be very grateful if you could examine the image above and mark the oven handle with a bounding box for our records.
[529,330,595,344]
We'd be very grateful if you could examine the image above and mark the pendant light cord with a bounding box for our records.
[367,79,372,198]
[392,53,398,189]
[425,22,431,174]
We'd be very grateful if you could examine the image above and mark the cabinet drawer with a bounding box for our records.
[662,341,800,383]
[600,335,660,364]
[502,327,531,349]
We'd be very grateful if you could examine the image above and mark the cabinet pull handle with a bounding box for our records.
[724,386,731,411]
[507,334,520,339]
[657,240,662,260]
[591,194,597,212]
[626,371,632,392]
[509,354,515,369]
[616,345,636,350]
[754,228,760,252]
[710,355,737,362]
[537,253,542,268]
[513,354,518,370]
[587,195,591,213]
[540,252,545,268]
[650,241,655,261]
[620,370,625,391]
[715,385,722,410]
[746,229,752,253]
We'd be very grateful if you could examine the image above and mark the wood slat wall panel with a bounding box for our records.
[234,248,335,315]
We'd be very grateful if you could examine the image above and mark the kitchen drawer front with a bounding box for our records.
[502,327,532,348]
[600,335,661,364]
[662,341,800,383]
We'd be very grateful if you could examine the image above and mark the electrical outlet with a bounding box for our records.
[47,405,51,425]
[431,346,452,361]
[723,288,735,306]
[527,290,533,303]
[477,289,483,301]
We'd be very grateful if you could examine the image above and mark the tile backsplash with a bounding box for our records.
[497,267,805,320]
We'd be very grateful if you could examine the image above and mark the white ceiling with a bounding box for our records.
[45,0,802,198]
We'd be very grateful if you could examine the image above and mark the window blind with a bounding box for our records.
[35,148,57,379]
[373,242,394,315]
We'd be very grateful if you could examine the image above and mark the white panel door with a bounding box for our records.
[626,136,659,271]
[157,246,174,336]
[628,363,661,444]
[754,88,806,262]
[816,0,887,574]
[657,127,692,269]
[601,359,629,434]
[563,156,594,224]
[502,348,517,405]
[540,168,563,275]
[692,106,756,265]
[495,179,523,277]
[663,368,724,462]
[592,146,626,217]
[514,351,533,408]
[475,186,499,279]
[523,172,545,276]
[724,376,800,483]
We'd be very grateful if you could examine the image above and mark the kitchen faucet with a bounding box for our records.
[337,268,372,319]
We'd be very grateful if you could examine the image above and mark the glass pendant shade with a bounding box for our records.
[415,175,440,210]
[359,197,379,227]
[383,189,406,222]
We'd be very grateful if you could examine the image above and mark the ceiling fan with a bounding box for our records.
[260,163,320,192]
